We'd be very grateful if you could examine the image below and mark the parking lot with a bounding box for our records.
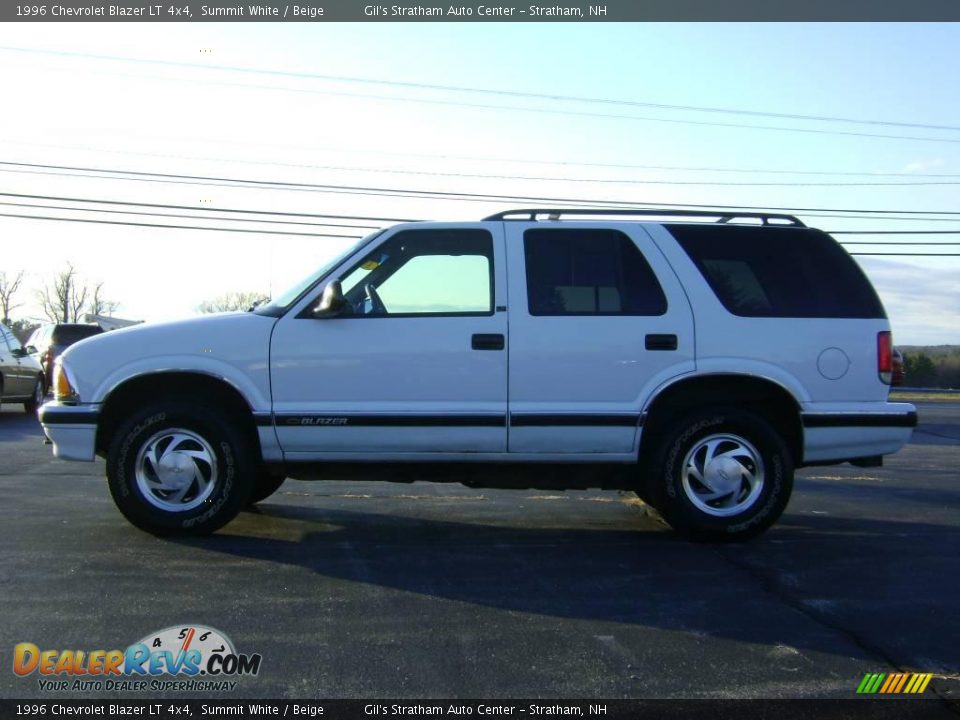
[1,401,957,701]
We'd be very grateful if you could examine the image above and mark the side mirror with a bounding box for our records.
[313,280,347,318]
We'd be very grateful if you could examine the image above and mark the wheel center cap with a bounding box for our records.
[705,456,743,493]
[157,452,193,486]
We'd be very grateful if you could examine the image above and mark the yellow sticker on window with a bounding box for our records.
[361,260,380,270]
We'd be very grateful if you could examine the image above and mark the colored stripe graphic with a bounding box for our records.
[916,674,933,693]
[893,673,910,693]
[858,672,932,694]
[879,674,897,693]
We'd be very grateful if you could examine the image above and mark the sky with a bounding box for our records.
[0,22,958,343]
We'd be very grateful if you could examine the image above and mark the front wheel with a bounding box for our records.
[24,376,44,415]
[647,408,794,542]
[248,470,286,505]
[106,403,256,535]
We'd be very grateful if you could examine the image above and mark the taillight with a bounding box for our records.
[878,331,893,385]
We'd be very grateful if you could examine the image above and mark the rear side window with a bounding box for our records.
[667,225,886,319]
[52,325,104,344]
[524,229,667,316]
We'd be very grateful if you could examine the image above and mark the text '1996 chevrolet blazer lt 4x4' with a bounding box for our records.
[40,208,917,541]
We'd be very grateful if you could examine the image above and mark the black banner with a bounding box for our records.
[4,0,960,22]
[1,700,958,720]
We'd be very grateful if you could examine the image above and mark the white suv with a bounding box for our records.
[40,209,917,541]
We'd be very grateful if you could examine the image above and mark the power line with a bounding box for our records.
[4,184,960,225]
[0,210,365,239]
[12,137,960,179]
[11,156,960,188]
[11,189,954,226]
[119,77,960,145]
[0,200,383,230]
[47,71,960,145]
[10,160,960,215]
[2,201,959,257]
[5,196,960,243]
[0,191,417,223]
[4,45,959,134]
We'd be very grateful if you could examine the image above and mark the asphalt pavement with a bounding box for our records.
[1,401,957,702]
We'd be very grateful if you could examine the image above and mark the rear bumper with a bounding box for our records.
[801,402,917,464]
[39,402,99,462]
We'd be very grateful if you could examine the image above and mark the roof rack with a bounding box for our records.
[483,208,806,227]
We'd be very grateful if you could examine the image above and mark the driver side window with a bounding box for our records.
[340,229,493,317]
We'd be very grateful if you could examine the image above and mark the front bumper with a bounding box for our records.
[801,401,917,464]
[39,402,99,461]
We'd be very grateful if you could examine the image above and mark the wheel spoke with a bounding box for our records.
[702,439,724,464]
[167,480,193,503]
[717,445,753,461]
[685,461,708,486]
[180,449,212,464]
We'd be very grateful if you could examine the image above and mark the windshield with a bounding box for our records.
[254,231,385,316]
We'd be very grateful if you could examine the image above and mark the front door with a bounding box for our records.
[270,224,508,458]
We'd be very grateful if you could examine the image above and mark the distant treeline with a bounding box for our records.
[898,345,960,389]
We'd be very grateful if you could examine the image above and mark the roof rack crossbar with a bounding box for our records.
[483,208,805,227]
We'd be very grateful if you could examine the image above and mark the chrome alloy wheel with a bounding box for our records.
[680,433,765,517]
[134,428,218,512]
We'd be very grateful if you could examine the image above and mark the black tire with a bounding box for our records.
[248,470,286,505]
[23,375,44,415]
[647,408,793,542]
[106,402,256,536]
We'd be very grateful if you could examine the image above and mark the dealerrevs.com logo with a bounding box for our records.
[13,625,262,692]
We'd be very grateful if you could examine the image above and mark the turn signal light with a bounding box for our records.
[54,362,80,403]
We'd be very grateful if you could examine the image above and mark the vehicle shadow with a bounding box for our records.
[171,501,957,667]
[0,408,43,443]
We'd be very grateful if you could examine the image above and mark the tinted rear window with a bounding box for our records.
[524,228,667,316]
[667,225,886,319]
[52,325,104,344]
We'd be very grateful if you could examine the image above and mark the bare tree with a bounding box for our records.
[0,270,24,324]
[88,281,119,316]
[38,264,92,323]
[198,291,270,314]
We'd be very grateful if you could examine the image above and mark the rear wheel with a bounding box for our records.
[647,408,793,542]
[23,376,44,415]
[106,402,255,535]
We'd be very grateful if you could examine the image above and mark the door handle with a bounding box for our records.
[472,333,505,351]
[645,334,678,351]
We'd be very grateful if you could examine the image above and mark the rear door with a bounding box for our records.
[270,224,509,457]
[504,222,695,455]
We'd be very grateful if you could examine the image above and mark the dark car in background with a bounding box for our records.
[26,323,104,387]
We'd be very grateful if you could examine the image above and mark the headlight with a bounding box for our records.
[53,361,80,403]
